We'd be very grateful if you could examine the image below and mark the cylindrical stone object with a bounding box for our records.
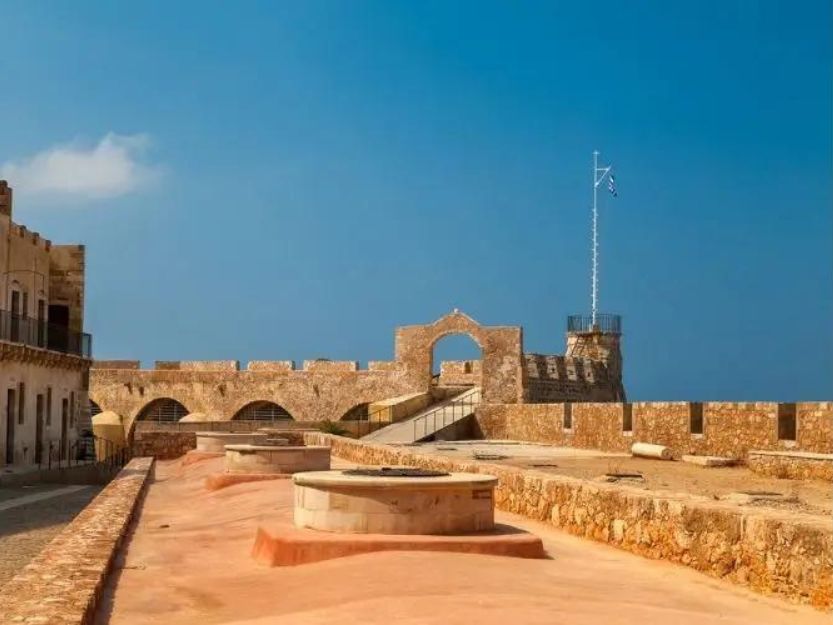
[224,444,330,474]
[631,442,672,460]
[293,470,498,535]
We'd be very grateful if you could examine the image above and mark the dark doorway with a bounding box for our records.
[37,299,46,347]
[61,398,68,460]
[10,291,20,341]
[48,304,70,352]
[5,388,15,464]
[35,394,44,464]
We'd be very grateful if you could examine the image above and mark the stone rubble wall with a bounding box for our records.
[747,451,833,482]
[0,457,155,625]
[90,367,418,433]
[524,354,624,402]
[154,360,240,371]
[132,431,196,459]
[438,360,481,386]
[304,432,832,609]
[131,424,321,457]
[475,402,833,459]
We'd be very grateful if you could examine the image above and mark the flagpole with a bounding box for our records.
[591,150,599,328]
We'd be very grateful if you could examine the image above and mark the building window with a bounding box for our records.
[622,403,633,432]
[70,392,75,428]
[17,383,24,425]
[46,387,52,426]
[777,404,797,441]
[690,402,704,435]
[563,403,572,430]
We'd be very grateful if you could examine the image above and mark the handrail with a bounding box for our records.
[567,313,621,335]
[36,433,131,472]
[411,388,481,441]
[349,400,421,438]
[0,309,92,357]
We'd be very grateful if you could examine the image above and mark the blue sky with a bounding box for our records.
[1,1,830,400]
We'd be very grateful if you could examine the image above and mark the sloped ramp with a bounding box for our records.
[362,387,481,444]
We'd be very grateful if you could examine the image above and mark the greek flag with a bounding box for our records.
[607,174,618,197]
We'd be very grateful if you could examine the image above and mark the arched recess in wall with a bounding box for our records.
[89,400,103,418]
[340,402,370,421]
[136,398,189,422]
[232,401,294,421]
[430,332,483,387]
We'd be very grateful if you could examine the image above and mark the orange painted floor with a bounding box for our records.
[95,456,830,625]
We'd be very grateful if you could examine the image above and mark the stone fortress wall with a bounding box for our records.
[475,401,832,460]
[90,310,626,434]
[91,309,833,466]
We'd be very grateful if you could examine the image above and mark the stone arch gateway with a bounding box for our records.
[394,310,524,404]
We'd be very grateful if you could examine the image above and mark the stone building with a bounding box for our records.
[0,181,92,466]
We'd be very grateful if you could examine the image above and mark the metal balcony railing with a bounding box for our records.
[567,314,622,335]
[0,309,92,358]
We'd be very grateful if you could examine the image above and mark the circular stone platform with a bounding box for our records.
[195,431,269,453]
[224,445,331,474]
[293,469,497,535]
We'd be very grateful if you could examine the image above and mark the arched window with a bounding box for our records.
[136,398,188,422]
[340,403,370,421]
[232,401,294,421]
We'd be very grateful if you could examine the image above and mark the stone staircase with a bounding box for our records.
[362,387,481,444]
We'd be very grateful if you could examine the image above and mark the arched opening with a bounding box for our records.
[136,398,189,422]
[232,401,294,421]
[340,402,370,421]
[89,400,103,418]
[430,333,482,388]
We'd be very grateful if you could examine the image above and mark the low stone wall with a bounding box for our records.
[0,457,154,625]
[133,431,196,459]
[305,432,833,609]
[747,450,833,482]
[475,402,833,460]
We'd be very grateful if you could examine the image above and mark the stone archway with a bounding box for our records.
[394,310,523,404]
[232,401,294,421]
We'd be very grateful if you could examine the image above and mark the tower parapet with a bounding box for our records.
[565,314,624,400]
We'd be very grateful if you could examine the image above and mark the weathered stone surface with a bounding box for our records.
[747,450,833,481]
[476,402,833,459]
[89,311,544,432]
[133,431,195,459]
[304,433,833,609]
[0,457,154,624]
[224,444,330,474]
[293,470,496,535]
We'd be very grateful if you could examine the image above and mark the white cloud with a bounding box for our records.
[0,133,162,201]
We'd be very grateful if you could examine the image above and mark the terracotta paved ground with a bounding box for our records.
[96,456,829,625]
[0,483,102,587]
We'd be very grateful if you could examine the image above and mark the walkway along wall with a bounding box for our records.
[0,457,154,625]
[304,433,832,609]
